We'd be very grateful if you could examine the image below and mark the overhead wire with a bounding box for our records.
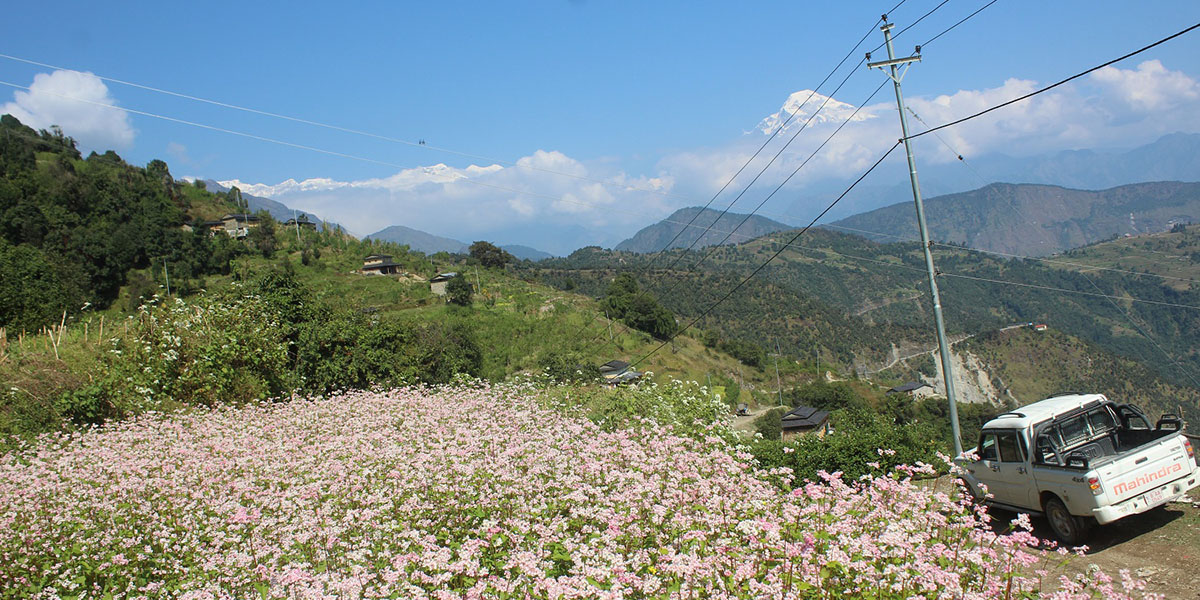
[869,0,952,54]
[0,52,696,205]
[0,78,798,242]
[622,17,1200,370]
[579,77,890,354]
[918,0,1000,48]
[570,11,897,351]
[898,72,1200,385]
[627,142,903,370]
[907,21,1200,141]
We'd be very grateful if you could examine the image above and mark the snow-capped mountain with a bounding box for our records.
[754,89,877,135]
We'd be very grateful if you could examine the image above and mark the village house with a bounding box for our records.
[598,359,642,385]
[221,213,260,238]
[429,272,459,295]
[780,405,830,441]
[361,254,403,276]
[284,214,318,230]
[886,381,935,398]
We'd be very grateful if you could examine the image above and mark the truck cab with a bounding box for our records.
[958,393,1198,544]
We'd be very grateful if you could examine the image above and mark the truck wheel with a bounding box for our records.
[1044,496,1091,546]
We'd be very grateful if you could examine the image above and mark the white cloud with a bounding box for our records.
[2,70,135,152]
[217,60,1200,254]
[219,150,676,254]
[1090,59,1200,112]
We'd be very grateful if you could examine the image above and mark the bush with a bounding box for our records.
[446,275,473,306]
[751,407,943,482]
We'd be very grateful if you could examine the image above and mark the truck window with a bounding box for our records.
[997,430,1024,462]
[1060,415,1089,447]
[1088,407,1117,435]
[1035,434,1061,466]
[979,434,998,462]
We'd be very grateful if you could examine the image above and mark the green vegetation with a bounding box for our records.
[468,239,514,268]
[600,273,678,340]
[530,223,1200,398]
[747,379,1003,482]
[0,116,247,332]
[445,273,473,306]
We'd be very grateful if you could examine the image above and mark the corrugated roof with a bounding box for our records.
[781,405,829,429]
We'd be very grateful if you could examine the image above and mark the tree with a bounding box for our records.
[469,240,513,268]
[446,275,473,306]
[601,273,677,339]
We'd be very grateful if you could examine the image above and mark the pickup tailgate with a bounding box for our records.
[1098,434,1194,506]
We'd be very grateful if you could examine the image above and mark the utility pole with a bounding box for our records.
[294,209,302,243]
[163,257,171,297]
[774,340,783,406]
[868,17,963,455]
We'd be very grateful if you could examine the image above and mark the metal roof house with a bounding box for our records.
[361,254,403,276]
[598,359,642,385]
[781,405,830,441]
[887,381,934,395]
[284,214,318,229]
[220,213,260,238]
[429,272,459,295]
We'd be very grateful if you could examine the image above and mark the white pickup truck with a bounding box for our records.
[957,393,1198,544]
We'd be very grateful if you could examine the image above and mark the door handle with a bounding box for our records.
[1017,466,1027,474]
[990,465,1000,472]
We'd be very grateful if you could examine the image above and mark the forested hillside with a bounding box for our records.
[0,115,248,332]
[830,181,1200,256]
[528,224,1200,411]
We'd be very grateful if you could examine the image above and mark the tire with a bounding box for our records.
[1044,496,1091,546]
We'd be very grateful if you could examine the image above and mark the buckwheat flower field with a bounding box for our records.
[0,384,1153,599]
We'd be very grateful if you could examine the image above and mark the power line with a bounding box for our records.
[570,13,891,349]
[580,79,890,354]
[824,222,1200,286]
[628,142,903,370]
[908,21,1200,141]
[1079,274,1200,389]
[0,52,700,206]
[686,80,888,273]
[0,78,787,241]
[936,270,1200,311]
[919,0,1000,48]
[870,0,952,54]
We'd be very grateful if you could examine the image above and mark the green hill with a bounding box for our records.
[830,181,1200,256]
[527,224,1200,421]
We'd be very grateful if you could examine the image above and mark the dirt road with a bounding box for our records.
[990,488,1200,598]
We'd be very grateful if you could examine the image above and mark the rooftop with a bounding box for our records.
[983,393,1109,430]
[781,405,829,430]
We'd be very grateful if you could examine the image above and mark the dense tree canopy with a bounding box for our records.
[0,115,245,331]
[601,273,677,340]
[469,240,513,268]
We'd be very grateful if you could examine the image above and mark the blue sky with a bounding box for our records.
[3,1,1200,252]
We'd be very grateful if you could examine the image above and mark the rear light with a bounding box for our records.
[1186,438,1194,459]
[1088,476,1103,495]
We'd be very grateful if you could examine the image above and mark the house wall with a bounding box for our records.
[431,281,449,296]
[781,425,828,442]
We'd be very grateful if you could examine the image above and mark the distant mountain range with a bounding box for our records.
[365,225,552,261]
[828,181,1200,256]
[824,133,1200,221]
[614,207,792,253]
[197,179,335,229]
